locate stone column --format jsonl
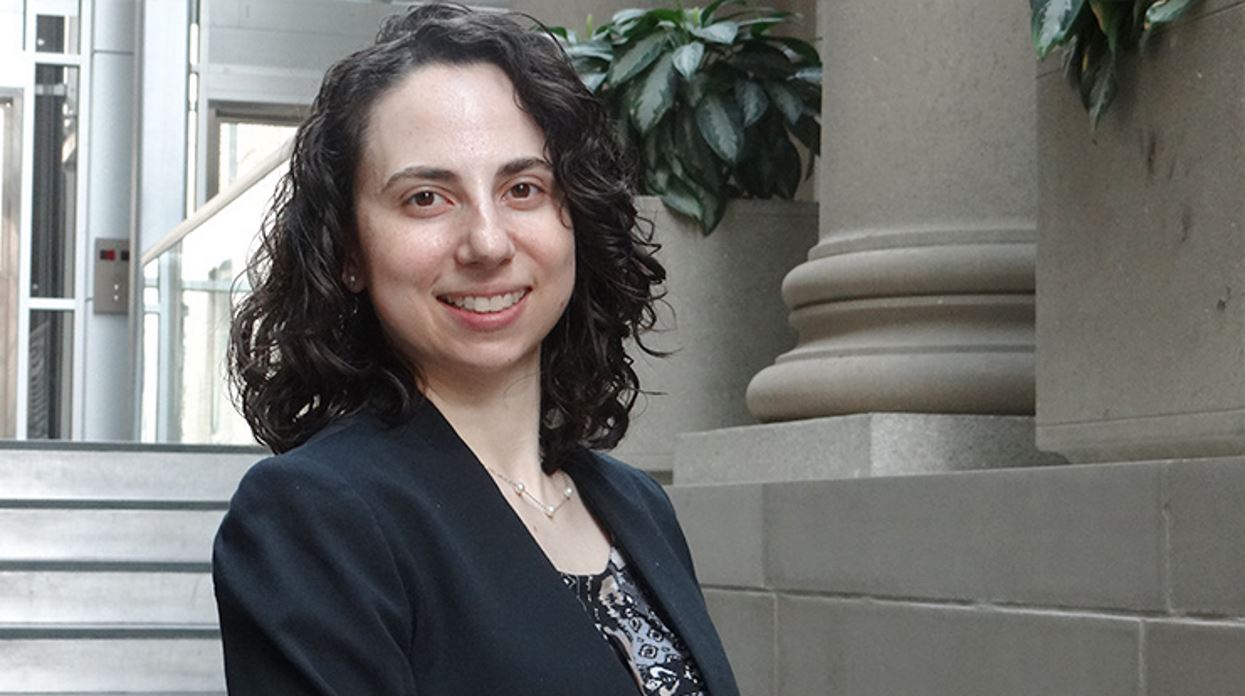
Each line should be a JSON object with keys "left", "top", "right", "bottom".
{"left": 746, "top": 0, "right": 1038, "bottom": 422}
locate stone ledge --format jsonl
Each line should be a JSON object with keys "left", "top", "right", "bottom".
{"left": 764, "top": 462, "right": 1168, "bottom": 611}
{"left": 1167, "top": 457, "right": 1245, "bottom": 615}
{"left": 776, "top": 597, "right": 1139, "bottom": 696}
{"left": 703, "top": 590, "right": 775, "bottom": 696}
{"left": 1144, "top": 620, "right": 1245, "bottom": 696}
{"left": 674, "top": 456, "right": 1245, "bottom": 615}
{"left": 674, "top": 413, "right": 1064, "bottom": 485}
{"left": 668, "top": 485, "right": 764, "bottom": 589}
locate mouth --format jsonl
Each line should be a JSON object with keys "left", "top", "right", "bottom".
{"left": 438, "top": 289, "right": 529, "bottom": 314}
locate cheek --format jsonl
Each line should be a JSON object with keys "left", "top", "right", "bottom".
{"left": 363, "top": 232, "right": 450, "bottom": 289}
{"left": 556, "top": 232, "right": 576, "bottom": 294}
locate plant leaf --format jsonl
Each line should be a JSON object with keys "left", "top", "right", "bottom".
{"left": 701, "top": 0, "right": 745, "bottom": 22}
{"left": 672, "top": 41, "right": 706, "bottom": 79}
{"left": 1061, "top": 30, "right": 1084, "bottom": 88}
{"left": 658, "top": 119, "right": 685, "bottom": 180}
{"left": 646, "top": 8, "right": 686, "bottom": 25}
{"left": 676, "top": 107, "right": 723, "bottom": 190}
{"left": 683, "top": 72, "right": 711, "bottom": 107}
{"left": 661, "top": 176, "right": 704, "bottom": 223}
{"left": 730, "top": 42, "right": 793, "bottom": 78}
{"left": 746, "top": 128, "right": 779, "bottom": 197}
{"left": 610, "top": 8, "right": 648, "bottom": 27}
{"left": 676, "top": 172, "right": 724, "bottom": 234}
{"left": 608, "top": 33, "right": 667, "bottom": 85}
{"left": 632, "top": 53, "right": 677, "bottom": 133}
{"left": 734, "top": 80, "right": 769, "bottom": 127}
{"left": 649, "top": 164, "right": 672, "bottom": 194}
{"left": 793, "top": 65, "right": 822, "bottom": 84}
{"left": 698, "top": 187, "right": 727, "bottom": 234}
{"left": 1077, "top": 30, "right": 1108, "bottom": 110}
{"left": 1088, "top": 50, "right": 1117, "bottom": 129}
{"left": 773, "top": 136, "right": 801, "bottom": 199}
{"left": 764, "top": 81, "right": 804, "bottom": 124}
{"left": 691, "top": 21, "right": 739, "bottom": 45}
{"left": 564, "top": 41, "right": 614, "bottom": 62}
{"left": 735, "top": 16, "right": 784, "bottom": 35}
{"left": 791, "top": 114, "right": 820, "bottom": 177}
{"left": 1089, "top": 0, "right": 1125, "bottom": 53}
{"left": 1145, "top": 0, "right": 1199, "bottom": 26}
{"left": 1031, "top": 0, "right": 1088, "bottom": 59}
{"left": 695, "top": 92, "right": 745, "bottom": 163}
{"left": 581, "top": 72, "right": 607, "bottom": 92}
{"left": 769, "top": 36, "right": 820, "bottom": 64}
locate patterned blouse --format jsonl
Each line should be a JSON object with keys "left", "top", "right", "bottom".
{"left": 560, "top": 547, "right": 708, "bottom": 696}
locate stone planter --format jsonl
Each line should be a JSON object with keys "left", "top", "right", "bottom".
{"left": 746, "top": 0, "right": 1038, "bottom": 423}
{"left": 1035, "top": 4, "right": 1245, "bottom": 463}
{"left": 612, "top": 197, "right": 817, "bottom": 474}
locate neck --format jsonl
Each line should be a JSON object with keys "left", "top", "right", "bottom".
{"left": 421, "top": 361, "right": 544, "bottom": 482}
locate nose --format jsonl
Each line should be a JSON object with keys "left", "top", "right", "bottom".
{"left": 455, "top": 200, "right": 516, "bottom": 268}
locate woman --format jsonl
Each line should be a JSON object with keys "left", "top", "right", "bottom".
{"left": 212, "top": 4, "right": 739, "bottom": 695}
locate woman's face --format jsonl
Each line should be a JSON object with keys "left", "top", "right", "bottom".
{"left": 350, "top": 62, "right": 576, "bottom": 390}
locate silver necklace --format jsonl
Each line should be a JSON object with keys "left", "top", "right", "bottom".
{"left": 484, "top": 465, "right": 575, "bottom": 518}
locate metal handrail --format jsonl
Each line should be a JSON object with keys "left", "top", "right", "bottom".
{"left": 140, "top": 137, "right": 293, "bottom": 267}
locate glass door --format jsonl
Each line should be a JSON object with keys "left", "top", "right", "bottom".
{"left": 0, "top": 94, "right": 20, "bottom": 438}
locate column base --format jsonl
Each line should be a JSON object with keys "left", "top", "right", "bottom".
{"left": 673, "top": 413, "right": 1065, "bottom": 484}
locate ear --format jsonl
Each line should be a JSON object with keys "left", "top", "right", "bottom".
{"left": 342, "top": 258, "right": 365, "bottom": 293}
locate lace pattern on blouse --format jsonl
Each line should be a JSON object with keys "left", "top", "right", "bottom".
{"left": 560, "top": 547, "right": 707, "bottom": 696}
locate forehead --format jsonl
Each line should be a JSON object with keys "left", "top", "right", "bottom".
{"left": 357, "top": 62, "right": 548, "bottom": 187}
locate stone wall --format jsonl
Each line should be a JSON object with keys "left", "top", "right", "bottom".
{"left": 1035, "top": 0, "right": 1245, "bottom": 463}
{"left": 670, "top": 458, "right": 1245, "bottom": 695}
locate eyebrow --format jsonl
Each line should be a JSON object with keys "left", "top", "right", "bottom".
{"left": 380, "top": 157, "right": 553, "bottom": 194}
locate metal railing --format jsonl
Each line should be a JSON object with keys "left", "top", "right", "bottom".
{"left": 139, "top": 140, "right": 291, "bottom": 444}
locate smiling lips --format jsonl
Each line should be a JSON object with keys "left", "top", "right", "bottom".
{"left": 439, "top": 289, "right": 529, "bottom": 314}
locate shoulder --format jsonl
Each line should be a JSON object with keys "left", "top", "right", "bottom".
{"left": 222, "top": 413, "right": 421, "bottom": 537}
{"left": 580, "top": 450, "right": 666, "bottom": 498}
{"left": 575, "top": 448, "right": 701, "bottom": 581}
{"left": 231, "top": 411, "right": 436, "bottom": 500}
{"left": 576, "top": 449, "right": 682, "bottom": 530}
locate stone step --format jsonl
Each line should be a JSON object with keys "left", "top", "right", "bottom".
{"left": 0, "top": 627, "right": 224, "bottom": 693}
{"left": 0, "top": 570, "right": 217, "bottom": 625}
{"left": 0, "top": 443, "right": 259, "bottom": 503}
{"left": 0, "top": 508, "right": 225, "bottom": 565}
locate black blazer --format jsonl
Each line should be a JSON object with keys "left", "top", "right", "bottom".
{"left": 212, "top": 402, "right": 739, "bottom": 695}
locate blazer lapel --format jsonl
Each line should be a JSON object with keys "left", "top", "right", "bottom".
{"left": 401, "top": 405, "right": 644, "bottom": 695}
{"left": 566, "top": 450, "right": 740, "bottom": 696}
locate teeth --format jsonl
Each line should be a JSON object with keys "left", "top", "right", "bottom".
{"left": 445, "top": 290, "right": 526, "bottom": 314}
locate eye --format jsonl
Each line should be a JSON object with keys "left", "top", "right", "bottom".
{"left": 510, "top": 182, "right": 540, "bottom": 199}
{"left": 408, "top": 191, "right": 440, "bottom": 207}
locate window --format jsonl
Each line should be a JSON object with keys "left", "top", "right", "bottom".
{"left": 205, "top": 103, "right": 300, "bottom": 199}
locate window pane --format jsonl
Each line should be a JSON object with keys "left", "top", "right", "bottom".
{"left": 0, "top": 97, "right": 18, "bottom": 438}
{"left": 34, "top": 2, "right": 81, "bottom": 54}
{"left": 27, "top": 309, "right": 73, "bottom": 439}
{"left": 140, "top": 259, "right": 160, "bottom": 442}
{"left": 31, "top": 64, "right": 79, "bottom": 298}
{"left": 216, "top": 120, "right": 296, "bottom": 193}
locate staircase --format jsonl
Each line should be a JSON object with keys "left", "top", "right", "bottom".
{"left": 0, "top": 442, "right": 259, "bottom": 694}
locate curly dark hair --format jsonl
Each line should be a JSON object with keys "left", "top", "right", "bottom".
{"left": 229, "top": 3, "right": 666, "bottom": 461}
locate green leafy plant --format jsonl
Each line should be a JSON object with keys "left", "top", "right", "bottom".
{"left": 551, "top": 0, "right": 821, "bottom": 234}
{"left": 1030, "top": 0, "right": 1203, "bottom": 128}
